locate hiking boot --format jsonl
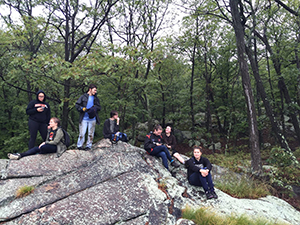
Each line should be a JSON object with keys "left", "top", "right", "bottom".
{"left": 205, "top": 191, "right": 214, "bottom": 200}
{"left": 7, "top": 153, "right": 21, "bottom": 160}
{"left": 171, "top": 160, "right": 180, "bottom": 168}
{"left": 84, "top": 146, "right": 91, "bottom": 151}
{"left": 211, "top": 190, "right": 218, "bottom": 199}
{"left": 77, "top": 146, "right": 84, "bottom": 150}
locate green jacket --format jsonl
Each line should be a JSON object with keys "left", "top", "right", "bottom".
{"left": 45, "top": 128, "right": 67, "bottom": 157}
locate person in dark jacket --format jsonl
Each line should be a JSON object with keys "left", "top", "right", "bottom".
{"left": 186, "top": 146, "right": 218, "bottom": 199}
{"left": 103, "top": 110, "right": 128, "bottom": 142}
{"left": 26, "top": 90, "right": 51, "bottom": 149}
{"left": 8, "top": 117, "right": 67, "bottom": 159}
{"left": 162, "top": 126, "right": 185, "bottom": 164}
{"left": 75, "top": 84, "right": 101, "bottom": 150}
{"left": 144, "top": 124, "right": 180, "bottom": 170}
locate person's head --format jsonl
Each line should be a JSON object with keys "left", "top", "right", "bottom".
{"left": 165, "top": 126, "right": 172, "bottom": 134}
{"left": 193, "top": 146, "right": 203, "bottom": 160}
{"left": 110, "top": 110, "right": 118, "bottom": 119}
{"left": 88, "top": 84, "right": 97, "bottom": 96}
{"left": 36, "top": 90, "right": 46, "bottom": 102}
{"left": 153, "top": 124, "right": 163, "bottom": 135}
{"left": 49, "top": 117, "right": 60, "bottom": 128}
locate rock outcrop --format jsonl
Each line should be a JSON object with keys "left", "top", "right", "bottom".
{"left": 0, "top": 140, "right": 300, "bottom": 224}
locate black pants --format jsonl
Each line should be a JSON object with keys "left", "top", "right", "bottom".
{"left": 28, "top": 119, "right": 48, "bottom": 149}
{"left": 21, "top": 144, "right": 57, "bottom": 158}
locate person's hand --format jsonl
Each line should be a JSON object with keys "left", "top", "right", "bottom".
{"left": 39, "top": 142, "right": 45, "bottom": 148}
{"left": 82, "top": 107, "right": 87, "bottom": 112}
{"left": 37, "top": 107, "right": 44, "bottom": 112}
{"left": 200, "top": 169, "right": 209, "bottom": 177}
{"left": 156, "top": 143, "right": 162, "bottom": 146}
{"left": 166, "top": 145, "right": 171, "bottom": 149}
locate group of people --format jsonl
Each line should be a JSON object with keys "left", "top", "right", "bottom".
{"left": 144, "top": 124, "right": 218, "bottom": 199}
{"left": 7, "top": 84, "right": 217, "bottom": 200}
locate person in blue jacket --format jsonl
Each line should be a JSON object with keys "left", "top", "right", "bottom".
{"left": 26, "top": 90, "right": 51, "bottom": 149}
{"left": 75, "top": 84, "right": 101, "bottom": 150}
{"left": 186, "top": 146, "right": 218, "bottom": 199}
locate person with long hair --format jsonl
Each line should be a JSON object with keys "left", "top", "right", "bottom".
{"left": 7, "top": 117, "right": 67, "bottom": 159}
{"left": 186, "top": 146, "right": 218, "bottom": 199}
{"left": 162, "top": 125, "right": 185, "bottom": 164}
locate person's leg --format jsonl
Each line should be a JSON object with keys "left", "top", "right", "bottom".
{"left": 198, "top": 173, "right": 210, "bottom": 192}
{"left": 161, "top": 146, "right": 173, "bottom": 162}
{"left": 28, "top": 119, "right": 39, "bottom": 149}
{"left": 86, "top": 120, "right": 96, "bottom": 148}
{"left": 20, "top": 146, "right": 41, "bottom": 158}
{"left": 156, "top": 151, "right": 169, "bottom": 169}
{"left": 39, "top": 144, "right": 57, "bottom": 154}
{"left": 39, "top": 122, "right": 48, "bottom": 141}
{"left": 77, "top": 120, "right": 88, "bottom": 148}
{"left": 205, "top": 172, "right": 215, "bottom": 191}
{"left": 188, "top": 172, "right": 203, "bottom": 187}
{"left": 173, "top": 152, "right": 185, "bottom": 164}
{"left": 150, "top": 146, "right": 169, "bottom": 169}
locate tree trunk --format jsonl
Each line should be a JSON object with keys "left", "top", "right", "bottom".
{"left": 230, "top": 0, "right": 262, "bottom": 173}
{"left": 245, "top": 45, "right": 292, "bottom": 152}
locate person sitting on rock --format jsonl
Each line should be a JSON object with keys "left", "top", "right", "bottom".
{"left": 103, "top": 110, "right": 128, "bottom": 143}
{"left": 186, "top": 146, "right": 218, "bottom": 200}
{"left": 144, "top": 124, "right": 180, "bottom": 170}
{"left": 7, "top": 117, "right": 67, "bottom": 160}
{"left": 162, "top": 125, "right": 185, "bottom": 164}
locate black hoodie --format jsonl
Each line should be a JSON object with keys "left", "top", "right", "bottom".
{"left": 26, "top": 90, "right": 51, "bottom": 124}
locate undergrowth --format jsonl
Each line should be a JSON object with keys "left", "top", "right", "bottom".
{"left": 182, "top": 206, "right": 289, "bottom": 225}
{"left": 15, "top": 185, "right": 35, "bottom": 198}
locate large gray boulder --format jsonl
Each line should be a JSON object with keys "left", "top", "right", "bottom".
{"left": 0, "top": 140, "right": 299, "bottom": 225}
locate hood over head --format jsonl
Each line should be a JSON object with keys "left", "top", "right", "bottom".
{"left": 36, "top": 90, "right": 46, "bottom": 102}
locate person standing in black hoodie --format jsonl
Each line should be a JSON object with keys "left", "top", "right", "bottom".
{"left": 26, "top": 90, "right": 51, "bottom": 149}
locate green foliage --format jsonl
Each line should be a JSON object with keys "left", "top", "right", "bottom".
{"left": 182, "top": 206, "right": 287, "bottom": 225}
{"left": 266, "top": 147, "right": 294, "bottom": 167}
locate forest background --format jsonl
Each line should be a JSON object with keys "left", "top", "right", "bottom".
{"left": 0, "top": 0, "right": 300, "bottom": 176}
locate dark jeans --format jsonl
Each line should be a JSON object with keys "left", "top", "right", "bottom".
{"left": 188, "top": 172, "right": 214, "bottom": 192}
{"left": 21, "top": 144, "right": 57, "bottom": 158}
{"left": 150, "top": 145, "right": 173, "bottom": 169}
{"left": 28, "top": 119, "right": 48, "bottom": 149}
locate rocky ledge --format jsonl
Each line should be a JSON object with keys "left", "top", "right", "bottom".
{"left": 0, "top": 140, "right": 299, "bottom": 224}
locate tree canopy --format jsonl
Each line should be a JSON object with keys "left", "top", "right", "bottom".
{"left": 1, "top": 0, "right": 300, "bottom": 172}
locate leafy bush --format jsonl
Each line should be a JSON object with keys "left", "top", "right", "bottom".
{"left": 266, "top": 147, "right": 293, "bottom": 167}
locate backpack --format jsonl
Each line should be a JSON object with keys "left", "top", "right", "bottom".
{"left": 111, "top": 133, "right": 120, "bottom": 144}
{"left": 111, "top": 132, "right": 128, "bottom": 144}
{"left": 60, "top": 128, "right": 71, "bottom": 147}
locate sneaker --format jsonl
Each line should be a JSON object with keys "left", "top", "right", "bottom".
{"left": 77, "top": 146, "right": 84, "bottom": 150}
{"left": 205, "top": 191, "right": 214, "bottom": 200}
{"left": 211, "top": 190, "right": 218, "bottom": 199}
{"left": 7, "top": 153, "right": 21, "bottom": 160}
{"left": 170, "top": 160, "right": 180, "bottom": 168}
